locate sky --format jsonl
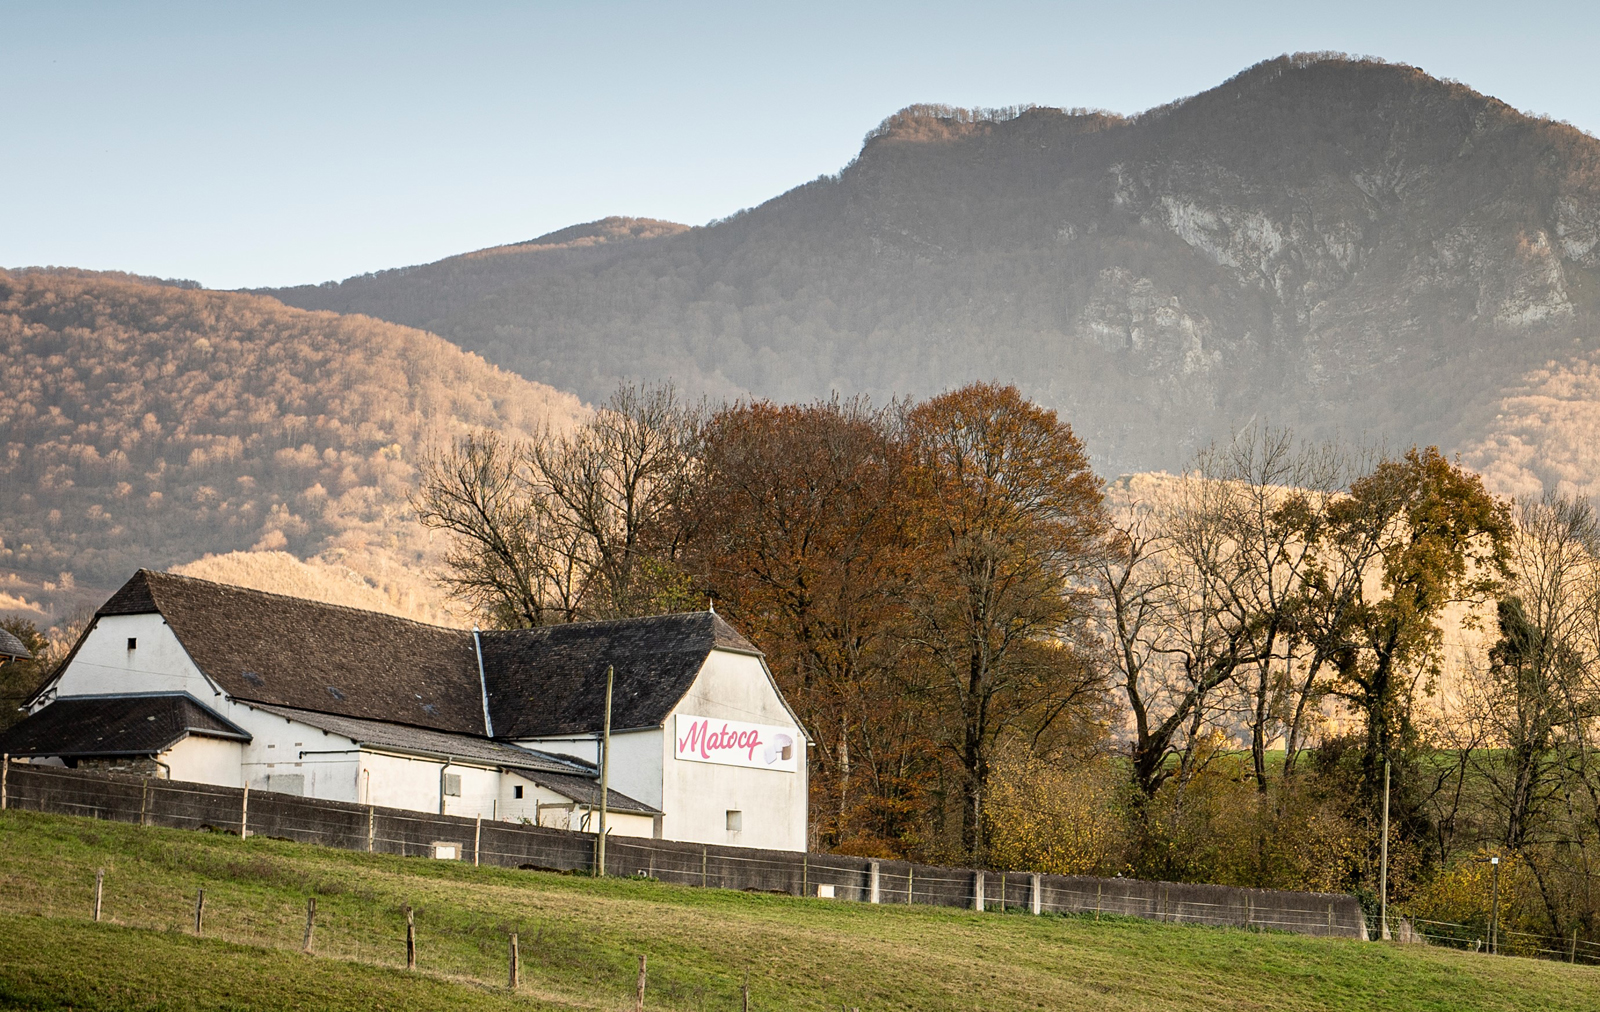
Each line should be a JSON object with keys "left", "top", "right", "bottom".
{"left": 3, "top": 1, "right": 1598, "bottom": 290}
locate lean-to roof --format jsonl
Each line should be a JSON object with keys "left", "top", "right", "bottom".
{"left": 0, "top": 693, "right": 249, "bottom": 758}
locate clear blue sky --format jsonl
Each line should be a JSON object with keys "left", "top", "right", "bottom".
{"left": 3, "top": 1, "right": 1596, "bottom": 290}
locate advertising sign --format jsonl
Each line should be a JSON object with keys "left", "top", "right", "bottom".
{"left": 674, "top": 714, "right": 799, "bottom": 773}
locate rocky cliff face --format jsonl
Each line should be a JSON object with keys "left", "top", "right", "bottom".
{"left": 262, "top": 55, "right": 1600, "bottom": 484}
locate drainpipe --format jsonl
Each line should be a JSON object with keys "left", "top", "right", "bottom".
{"left": 439, "top": 756, "right": 453, "bottom": 815}
{"left": 473, "top": 627, "right": 493, "bottom": 738}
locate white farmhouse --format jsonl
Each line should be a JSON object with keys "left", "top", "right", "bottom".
{"left": 2, "top": 570, "right": 810, "bottom": 852}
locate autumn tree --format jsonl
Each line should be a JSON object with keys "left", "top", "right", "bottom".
{"left": 901, "top": 383, "right": 1106, "bottom": 862}
{"left": 1322, "top": 447, "right": 1511, "bottom": 805}
{"left": 675, "top": 398, "right": 924, "bottom": 853}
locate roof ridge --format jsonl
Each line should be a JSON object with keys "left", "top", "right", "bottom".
{"left": 483, "top": 610, "right": 717, "bottom": 634}
{"left": 133, "top": 569, "right": 474, "bottom": 635}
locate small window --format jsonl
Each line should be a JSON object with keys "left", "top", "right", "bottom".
{"left": 443, "top": 773, "right": 462, "bottom": 797}
{"left": 726, "top": 810, "right": 742, "bottom": 832}
{"left": 127, "top": 637, "right": 137, "bottom": 650}
{"left": 513, "top": 785, "right": 524, "bottom": 799}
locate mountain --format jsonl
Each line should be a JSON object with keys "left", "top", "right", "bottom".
{"left": 0, "top": 268, "right": 584, "bottom": 625}
{"left": 261, "top": 54, "right": 1600, "bottom": 487}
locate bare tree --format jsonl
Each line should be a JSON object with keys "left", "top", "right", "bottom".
{"left": 533, "top": 384, "right": 698, "bottom": 619}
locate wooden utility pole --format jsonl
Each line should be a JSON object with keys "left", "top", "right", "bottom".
{"left": 597, "top": 665, "right": 614, "bottom": 877}
{"left": 1379, "top": 758, "right": 1391, "bottom": 941}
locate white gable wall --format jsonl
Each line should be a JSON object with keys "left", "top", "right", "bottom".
{"left": 41, "top": 614, "right": 220, "bottom": 706}
{"left": 661, "top": 650, "right": 808, "bottom": 852}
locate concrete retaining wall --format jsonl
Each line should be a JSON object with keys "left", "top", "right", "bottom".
{"left": 0, "top": 761, "right": 1366, "bottom": 938}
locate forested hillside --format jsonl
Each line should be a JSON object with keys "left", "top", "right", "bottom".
{"left": 0, "top": 268, "right": 583, "bottom": 622}
{"left": 264, "top": 54, "right": 1600, "bottom": 485}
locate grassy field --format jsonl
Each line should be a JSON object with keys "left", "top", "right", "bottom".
{"left": 0, "top": 810, "right": 1596, "bottom": 1011}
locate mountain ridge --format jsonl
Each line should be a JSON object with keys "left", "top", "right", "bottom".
{"left": 257, "top": 54, "right": 1600, "bottom": 485}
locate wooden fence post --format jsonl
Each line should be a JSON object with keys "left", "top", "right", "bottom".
{"left": 93, "top": 868, "right": 104, "bottom": 922}
{"left": 302, "top": 897, "right": 316, "bottom": 953}
{"left": 635, "top": 953, "right": 647, "bottom": 1011}
{"left": 474, "top": 815, "right": 482, "bottom": 867}
{"left": 140, "top": 778, "right": 149, "bottom": 827}
{"left": 742, "top": 967, "right": 750, "bottom": 1012}
{"left": 405, "top": 905, "right": 416, "bottom": 970}
{"left": 508, "top": 931, "right": 519, "bottom": 990}
{"left": 1572, "top": 928, "right": 1580, "bottom": 964}
{"left": 239, "top": 784, "right": 249, "bottom": 839}
{"left": 2, "top": 752, "right": 8, "bottom": 810}
{"left": 702, "top": 846, "right": 708, "bottom": 888}
{"left": 366, "top": 805, "right": 374, "bottom": 853}
{"left": 869, "top": 861, "right": 880, "bottom": 904}
{"left": 193, "top": 888, "right": 205, "bottom": 935}
{"left": 1031, "top": 873, "right": 1042, "bottom": 915}
{"left": 973, "top": 871, "right": 985, "bottom": 912}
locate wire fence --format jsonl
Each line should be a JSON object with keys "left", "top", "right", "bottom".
{"left": 1383, "top": 914, "right": 1600, "bottom": 966}
{"left": 1, "top": 760, "right": 1370, "bottom": 942}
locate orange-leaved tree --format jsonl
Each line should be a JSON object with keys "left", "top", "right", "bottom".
{"left": 675, "top": 398, "right": 930, "bottom": 854}
{"left": 901, "top": 383, "right": 1107, "bottom": 863}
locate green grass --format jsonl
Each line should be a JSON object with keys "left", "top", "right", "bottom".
{"left": 1, "top": 810, "right": 1597, "bottom": 1011}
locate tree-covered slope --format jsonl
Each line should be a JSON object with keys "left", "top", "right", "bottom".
{"left": 262, "top": 55, "right": 1600, "bottom": 481}
{"left": 0, "top": 268, "right": 583, "bottom": 613}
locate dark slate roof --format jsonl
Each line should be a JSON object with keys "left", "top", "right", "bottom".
{"left": 0, "top": 693, "right": 249, "bottom": 758}
{"left": 99, "top": 570, "right": 485, "bottom": 735}
{"left": 504, "top": 767, "right": 660, "bottom": 816}
{"left": 481, "top": 611, "right": 761, "bottom": 738}
{"left": 83, "top": 570, "right": 771, "bottom": 742}
{"left": 0, "top": 627, "right": 31, "bottom": 661}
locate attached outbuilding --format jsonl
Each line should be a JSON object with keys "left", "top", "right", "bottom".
{"left": 3, "top": 570, "right": 809, "bottom": 851}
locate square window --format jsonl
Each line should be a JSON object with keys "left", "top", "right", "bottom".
{"left": 726, "top": 810, "right": 742, "bottom": 832}
{"left": 443, "top": 773, "right": 462, "bottom": 797}
{"left": 513, "top": 785, "right": 524, "bottom": 799}
{"left": 126, "top": 637, "right": 137, "bottom": 650}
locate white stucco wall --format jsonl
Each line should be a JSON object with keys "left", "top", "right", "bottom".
{"left": 517, "top": 729, "right": 664, "bottom": 810}
{"left": 236, "top": 708, "right": 360, "bottom": 800}
{"left": 42, "top": 614, "right": 220, "bottom": 706}
{"left": 662, "top": 650, "right": 808, "bottom": 851}
{"left": 161, "top": 734, "right": 244, "bottom": 786}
